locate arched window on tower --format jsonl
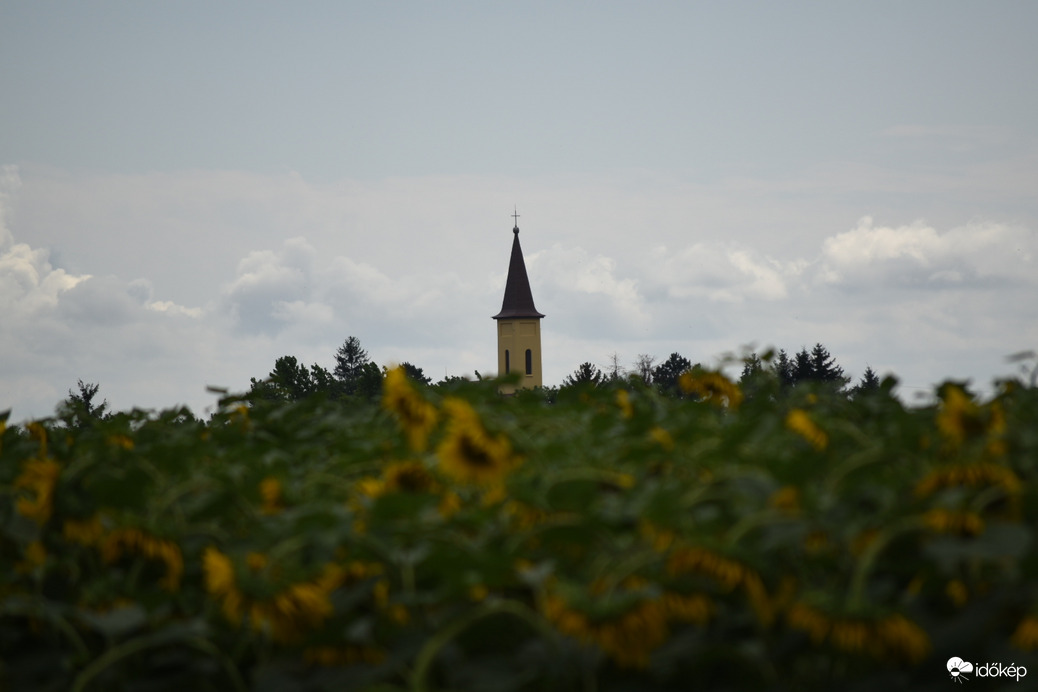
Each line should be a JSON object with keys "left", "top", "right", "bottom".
{"left": 525, "top": 349, "right": 532, "bottom": 375}
{"left": 505, "top": 350, "right": 510, "bottom": 374}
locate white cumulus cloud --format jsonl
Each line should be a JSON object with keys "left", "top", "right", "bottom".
{"left": 646, "top": 243, "right": 797, "bottom": 303}
{"left": 819, "top": 217, "right": 1035, "bottom": 290}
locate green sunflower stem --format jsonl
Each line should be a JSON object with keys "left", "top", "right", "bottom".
{"left": 72, "top": 633, "right": 245, "bottom": 692}
{"left": 726, "top": 510, "right": 798, "bottom": 546}
{"left": 410, "top": 599, "right": 557, "bottom": 692}
{"left": 848, "top": 517, "right": 926, "bottom": 610}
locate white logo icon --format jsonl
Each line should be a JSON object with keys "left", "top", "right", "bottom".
{"left": 948, "top": 657, "right": 973, "bottom": 683}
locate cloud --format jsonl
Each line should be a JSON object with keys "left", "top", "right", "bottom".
{"left": 818, "top": 217, "right": 1035, "bottom": 290}
{"left": 0, "top": 173, "right": 225, "bottom": 419}
{"left": 0, "top": 240, "right": 88, "bottom": 315}
{"left": 222, "top": 237, "right": 316, "bottom": 334}
{"left": 530, "top": 244, "right": 649, "bottom": 338}
{"left": 56, "top": 275, "right": 146, "bottom": 326}
{"left": 645, "top": 243, "right": 798, "bottom": 303}
{"left": 218, "top": 234, "right": 478, "bottom": 347}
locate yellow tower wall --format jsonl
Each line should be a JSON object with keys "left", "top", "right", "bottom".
{"left": 497, "top": 318, "right": 542, "bottom": 393}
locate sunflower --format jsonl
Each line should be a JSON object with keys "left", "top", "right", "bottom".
{"left": 785, "top": 409, "right": 828, "bottom": 451}
{"left": 616, "top": 389, "right": 634, "bottom": 419}
{"left": 769, "top": 485, "right": 801, "bottom": 514}
{"left": 259, "top": 476, "right": 284, "bottom": 515}
{"left": 678, "top": 370, "right": 743, "bottom": 410}
{"left": 436, "top": 398, "right": 519, "bottom": 485}
{"left": 661, "top": 591, "right": 714, "bottom": 624}
{"left": 935, "top": 385, "right": 986, "bottom": 446}
{"left": 14, "top": 457, "right": 61, "bottom": 525}
{"left": 63, "top": 514, "right": 104, "bottom": 546}
{"left": 1011, "top": 615, "right": 1038, "bottom": 651}
{"left": 542, "top": 585, "right": 669, "bottom": 669}
{"left": 786, "top": 602, "right": 930, "bottom": 663}
{"left": 914, "top": 463, "right": 1022, "bottom": 499}
{"left": 202, "top": 546, "right": 352, "bottom": 643}
{"left": 383, "top": 366, "right": 438, "bottom": 451}
{"left": 921, "top": 508, "right": 985, "bottom": 536}
{"left": 649, "top": 426, "right": 674, "bottom": 450}
{"left": 102, "top": 528, "right": 184, "bottom": 592}
{"left": 383, "top": 460, "right": 438, "bottom": 493}
{"left": 666, "top": 545, "right": 772, "bottom": 625}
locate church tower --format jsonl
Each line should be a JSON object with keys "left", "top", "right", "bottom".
{"left": 493, "top": 213, "right": 544, "bottom": 393}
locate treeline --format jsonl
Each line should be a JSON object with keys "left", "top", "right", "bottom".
{"left": 54, "top": 338, "right": 883, "bottom": 427}
{"left": 246, "top": 337, "right": 884, "bottom": 406}
{"left": 245, "top": 336, "right": 413, "bottom": 403}
{"left": 559, "top": 343, "right": 881, "bottom": 400}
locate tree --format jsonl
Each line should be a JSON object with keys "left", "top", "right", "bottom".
{"left": 741, "top": 353, "right": 764, "bottom": 381}
{"left": 850, "top": 366, "right": 881, "bottom": 397}
{"left": 563, "top": 362, "right": 603, "bottom": 388}
{"left": 772, "top": 349, "right": 795, "bottom": 388}
{"left": 334, "top": 336, "right": 371, "bottom": 396}
{"left": 793, "top": 348, "right": 814, "bottom": 384}
{"left": 809, "top": 343, "right": 847, "bottom": 386}
{"left": 774, "top": 344, "right": 846, "bottom": 389}
{"left": 309, "top": 363, "right": 339, "bottom": 397}
{"left": 739, "top": 353, "right": 773, "bottom": 401}
{"left": 271, "top": 356, "right": 315, "bottom": 400}
{"left": 249, "top": 357, "right": 340, "bottom": 402}
{"left": 59, "top": 380, "right": 109, "bottom": 428}
{"left": 399, "top": 362, "right": 432, "bottom": 386}
{"left": 653, "top": 352, "right": 693, "bottom": 397}
{"left": 355, "top": 362, "right": 384, "bottom": 401}
{"left": 632, "top": 354, "right": 656, "bottom": 385}
{"left": 602, "top": 352, "right": 626, "bottom": 383}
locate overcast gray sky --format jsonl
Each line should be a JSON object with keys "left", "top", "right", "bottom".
{"left": 2, "top": 2, "right": 1037, "bottom": 420}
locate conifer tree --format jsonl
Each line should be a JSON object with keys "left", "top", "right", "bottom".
{"left": 809, "top": 343, "right": 846, "bottom": 385}
{"left": 563, "top": 362, "right": 603, "bottom": 387}
{"left": 773, "top": 349, "right": 795, "bottom": 387}
{"left": 334, "top": 336, "right": 371, "bottom": 396}
{"left": 653, "top": 353, "right": 694, "bottom": 397}
{"left": 851, "top": 366, "right": 881, "bottom": 397}
{"left": 794, "top": 348, "right": 814, "bottom": 383}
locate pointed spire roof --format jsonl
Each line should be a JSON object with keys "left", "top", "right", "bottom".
{"left": 493, "top": 224, "right": 545, "bottom": 320}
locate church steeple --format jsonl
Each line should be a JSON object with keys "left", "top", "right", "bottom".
{"left": 493, "top": 212, "right": 544, "bottom": 392}
{"left": 492, "top": 223, "right": 545, "bottom": 320}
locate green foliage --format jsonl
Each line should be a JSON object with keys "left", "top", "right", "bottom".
{"left": 745, "top": 344, "right": 848, "bottom": 395}
{"left": 3, "top": 373, "right": 1038, "bottom": 690}
{"left": 58, "top": 380, "right": 110, "bottom": 429}
{"left": 399, "top": 362, "right": 432, "bottom": 387}
{"left": 562, "top": 362, "right": 603, "bottom": 388}
{"left": 652, "top": 352, "right": 694, "bottom": 397}
{"left": 249, "top": 356, "right": 340, "bottom": 402}
{"left": 852, "top": 366, "right": 882, "bottom": 398}
{"left": 334, "top": 336, "right": 371, "bottom": 395}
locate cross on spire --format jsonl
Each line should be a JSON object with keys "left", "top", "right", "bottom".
{"left": 512, "top": 207, "right": 520, "bottom": 230}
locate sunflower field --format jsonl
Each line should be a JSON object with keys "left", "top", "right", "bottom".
{"left": 3, "top": 366, "right": 1038, "bottom": 691}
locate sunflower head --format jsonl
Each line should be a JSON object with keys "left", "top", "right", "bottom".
{"left": 383, "top": 366, "right": 438, "bottom": 452}
{"left": 437, "top": 398, "right": 520, "bottom": 486}
{"left": 384, "top": 461, "right": 438, "bottom": 493}
{"left": 678, "top": 370, "right": 743, "bottom": 410}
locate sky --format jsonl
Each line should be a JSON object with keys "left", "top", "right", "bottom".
{"left": 2, "top": 2, "right": 1037, "bottom": 420}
